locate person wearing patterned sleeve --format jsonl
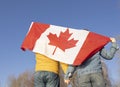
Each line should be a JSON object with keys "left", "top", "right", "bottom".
{"left": 64, "top": 37, "right": 119, "bottom": 87}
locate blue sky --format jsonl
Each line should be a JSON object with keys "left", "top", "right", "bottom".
{"left": 0, "top": 0, "right": 120, "bottom": 86}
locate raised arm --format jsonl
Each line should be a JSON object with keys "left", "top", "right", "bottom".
{"left": 100, "top": 37, "right": 119, "bottom": 60}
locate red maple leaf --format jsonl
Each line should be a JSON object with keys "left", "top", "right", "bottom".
{"left": 47, "top": 29, "right": 78, "bottom": 55}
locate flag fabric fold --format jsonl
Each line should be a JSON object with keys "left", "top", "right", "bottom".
{"left": 21, "top": 22, "right": 110, "bottom": 65}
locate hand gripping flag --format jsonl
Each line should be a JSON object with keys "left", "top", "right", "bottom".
{"left": 21, "top": 22, "right": 111, "bottom": 65}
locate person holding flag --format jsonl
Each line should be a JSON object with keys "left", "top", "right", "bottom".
{"left": 34, "top": 53, "right": 68, "bottom": 87}
{"left": 21, "top": 22, "right": 119, "bottom": 87}
{"left": 64, "top": 37, "right": 119, "bottom": 87}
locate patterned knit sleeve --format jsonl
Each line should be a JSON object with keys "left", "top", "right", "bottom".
{"left": 100, "top": 42, "right": 119, "bottom": 60}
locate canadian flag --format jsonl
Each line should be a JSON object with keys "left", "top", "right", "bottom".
{"left": 21, "top": 22, "right": 110, "bottom": 65}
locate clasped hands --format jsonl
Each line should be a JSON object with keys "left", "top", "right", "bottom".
{"left": 64, "top": 79, "right": 71, "bottom": 85}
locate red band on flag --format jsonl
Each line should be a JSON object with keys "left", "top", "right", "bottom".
{"left": 73, "top": 32, "right": 110, "bottom": 65}
{"left": 21, "top": 22, "right": 50, "bottom": 51}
